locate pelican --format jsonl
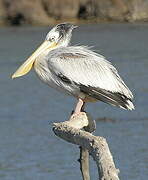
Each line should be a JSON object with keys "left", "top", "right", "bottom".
{"left": 12, "top": 23, "right": 134, "bottom": 115}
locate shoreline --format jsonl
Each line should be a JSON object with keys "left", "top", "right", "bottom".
{"left": 1, "top": 18, "right": 148, "bottom": 28}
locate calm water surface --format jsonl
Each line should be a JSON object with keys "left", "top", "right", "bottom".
{"left": 0, "top": 24, "right": 148, "bottom": 180}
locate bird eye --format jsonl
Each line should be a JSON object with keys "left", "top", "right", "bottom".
{"left": 49, "top": 37, "right": 55, "bottom": 42}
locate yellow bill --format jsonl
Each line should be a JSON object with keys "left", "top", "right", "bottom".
{"left": 12, "top": 41, "right": 57, "bottom": 79}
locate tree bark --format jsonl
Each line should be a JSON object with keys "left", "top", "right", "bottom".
{"left": 79, "top": 146, "right": 90, "bottom": 180}
{"left": 53, "top": 112, "right": 120, "bottom": 180}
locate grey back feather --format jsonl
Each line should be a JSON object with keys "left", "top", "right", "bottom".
{"left": 46, "top": 46, "right": 133, "bottom": 100}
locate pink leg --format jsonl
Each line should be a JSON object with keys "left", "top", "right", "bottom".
{"left": 74, "top": 98, "right": 84, "bottom": 114}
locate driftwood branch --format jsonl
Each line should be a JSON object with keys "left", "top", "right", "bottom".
{"left": 79, "top": 146, "right": 90, "bottom": 180}
{"left": 53, "top": 112, "right": 120, "bottom": 180}
{"left": 78, "top": 113, "right": 95, "bottom": 180}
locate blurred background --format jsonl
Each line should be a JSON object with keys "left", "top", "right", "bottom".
{"left": 0, "top": 0, "right": 148, "bottom": 180}
{"left": 1, "top": 0, "right": 148, "bottom": 25}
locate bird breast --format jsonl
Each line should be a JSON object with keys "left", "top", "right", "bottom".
{"left": 34, "top": 54, "right": 81, "bottom": 97}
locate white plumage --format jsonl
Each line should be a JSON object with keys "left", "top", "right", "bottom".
{"left": 12, "top": 23, "right": 134, "bottom": 113}
{"left": 48, "top": 46, "right": 132, "bottom": 96}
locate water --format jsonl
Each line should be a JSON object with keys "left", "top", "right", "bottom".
{"left": 0, "top": 24, "right": 148, "bottom": 180}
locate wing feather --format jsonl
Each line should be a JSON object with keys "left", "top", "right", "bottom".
{"left": 47, "top": 46, "right": 133, "bottom": 100}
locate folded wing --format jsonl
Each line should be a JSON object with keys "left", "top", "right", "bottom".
{"left": 47, "top": 46, "right": 134, "bottom": 110}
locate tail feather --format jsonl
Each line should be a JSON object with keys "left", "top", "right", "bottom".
{"left": 80, "top": 85, "right": 134, "bottom": 110}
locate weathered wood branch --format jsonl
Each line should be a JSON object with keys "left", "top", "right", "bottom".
{"left": 53, "top": 112, "right": 120, "bottom": 180}
{"left": 79, "top": 146, "right": 90, "bottom": 180}
{"left": 78, "top": 113, "right": 95, "bottom": 180}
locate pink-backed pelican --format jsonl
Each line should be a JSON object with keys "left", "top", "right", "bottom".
{"left": 12, "top": 23, "right": 134, "bottom": 115}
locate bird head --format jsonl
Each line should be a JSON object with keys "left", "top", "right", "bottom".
{"left": 11, "top": 23, "right": 77, "bottom": 79}
{"left": 46, "top": 23, "right": 77, "bottom": 47}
